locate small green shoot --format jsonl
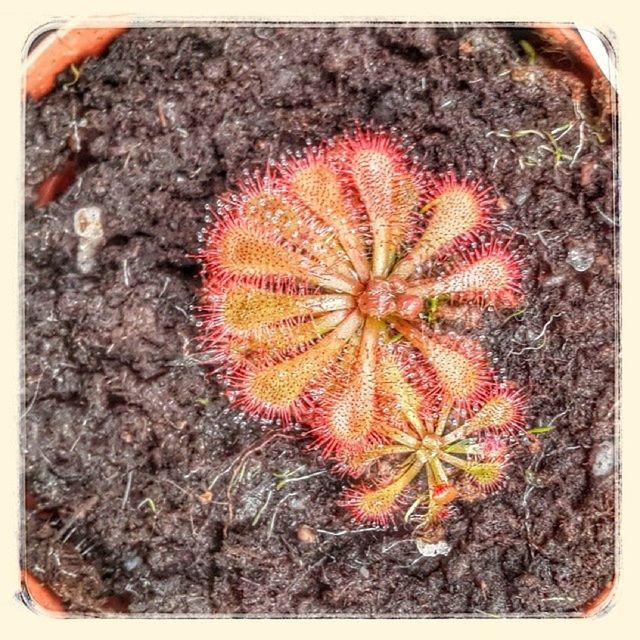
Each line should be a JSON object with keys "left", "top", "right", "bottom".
{"left": 251, "top": 490, "right": 273, "bottom": 526}
{"left": 489, "top": 124, "right": 576, "bottom": 170}
{"left": 511, "top": 129, "right": 546, "bottom": 140}
{"left": 425, "top": 294, "right": 449, "bottom": 324}
{"left": 418, "top": 197, "right": 440, "bottom": 216}
{"left": 229, "top": 459, "right": 250, "bottom": 492}
{"left": 138, "top": 497, "right": 159, "bottom": 515}
{"left": 63, "top": 63, "right": 81, "bottom": 90}
{"left": 503, "top": 308, "right": 526, "bottom": 323}
{"left": 592, "top": 129, "right": 607, "bottom": 144}
{"left": 444, "top": 438, "right": 480, "bottom": 455}
{"left": 519, "top": 39, "right": 537, "bottom": 65}
{"left": 527, "top": 424, "right": 557, "bottom": 435}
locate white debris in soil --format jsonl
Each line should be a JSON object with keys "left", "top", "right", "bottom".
{"left": 514, "top": 325, "right": 543, "bottom": 345}
{"left": 123, "top": 554, "right": 142, "bottom": 573}
{"left": 415, "top": 538, "right": 451, "bottom": 557}
{"left": 541, "top": 273, "right": 567, "bottom": 290}
{"left": 287, "top": 496, "right": 307, "bottom": 511}
{"left": 590, "top": 440, "right": 615, "bottom": 478}
{"left": 566, "top": 246, "right": 594, "bottom": 272}
{"left": 74, "top": 206, "right": 105, "bottom": 274}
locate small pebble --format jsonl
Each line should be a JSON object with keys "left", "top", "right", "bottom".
{"left": 296, "top": 525, "right": 317, "bottom": 544}
{"left": 123, "top": 555, "right": 142, "bottom": 573}
{"left": 288, "top": 497, "right": 306, "bottom": 511}
{"left": 567, "top": 246, "right": 594, "bottom": 272}
{"left": 580, "top": 160, "right": 598, "bottom": 187}
{"left": 88, "top": 134, "right": 109, "bottom": 158}
{"left": 163, "top": 100, "right": 179, "bottom": 126}
{"left": 74, "top": 206, "right": 105, "bottom": 274}
{"left": 415, "top": 538, "right": 451, "bottom": 557}
{"left": 590, "top": 440, "right": 615, "bottom": 478}
{"left": 541, "top": 273, "right": 567, "bottom": 289}
{"left": 496, "top": 196, "right": 509, "bottom": 211}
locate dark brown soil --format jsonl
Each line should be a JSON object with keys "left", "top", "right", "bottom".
{"left": 22, "top": 25, "right": 617, "bottom": 616}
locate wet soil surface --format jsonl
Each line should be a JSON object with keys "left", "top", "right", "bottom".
{"left": 23, "top": 26, "right": 617, "bottom": 616}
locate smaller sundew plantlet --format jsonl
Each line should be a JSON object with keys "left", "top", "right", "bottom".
{"left": 198, "top": 126, "right": 527, "bottom": 534}
{"left": 338, "top": 377, "right": 527, "bottom": 529}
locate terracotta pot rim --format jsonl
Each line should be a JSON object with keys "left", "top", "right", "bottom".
{"left": 25, "top": 24, "right": 128, "bottom": 100}
{"left": 21, "top": 569, "right": 66, "bottom": 616}
{"left": 535, "top": 25, "right": 614, "bottom": 86}
{"left": 25, "top": 24, "right": 611, "bottom": 103}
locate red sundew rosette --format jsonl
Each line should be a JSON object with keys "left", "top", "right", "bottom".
{"left": 197, "top": 127, "right": 527, "bottom": 529}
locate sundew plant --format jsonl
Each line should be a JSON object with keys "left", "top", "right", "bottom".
{"left": 198, "top": 128, "right": 526, "bottom": 532}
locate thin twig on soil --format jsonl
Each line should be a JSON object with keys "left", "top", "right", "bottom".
{"left": 157, "top": 101, "right": 168, "bottom": 128}
{"left": 473, "top": 610, "right": 501, "bottom": 618}
{"left": 159, "top": 276, "right": 170, "bottom": 298}
{"left": 222, "top": 431, "right": 294, "bottom": 537}
{"left": 530, "top": 313, "right": 563, "bottom": 343}
{"left": 173, "top": 305, "right": 190, "bottom": 320}
{"left": 570, "top": 99, "right": 588, "bottom": 164}
{"left": 316, "top": 527, "right": 382, "bottom": 537}
{"left": 252, "top": 489, "right": 273, "bottom": 526}
{"left": 546, "top": 408, "right": 570, "bottom": 426}
{"left": 399, "top": 555, "right": 428, "bottom": 569}
{"left": 239, "top": 576, "right": 261, "bottom": 588}
{"left": 57, "top": 495, "right": 99, "bottom": 542}
{"left": 595, "top": 204, "right": 615, "bottom": 226}
{"left": 70, "top": 416, "right": 89, "bottom": 452}
{"left": 267, "top": 492, "right": 298, "bottom": 538}
{"left": 70, "top": 425, "right": 87, "bottom": 452}
{"left": 123, "top": 143, "right": 141, "bottom": 169}
{"left": 121, "top": 470, "right": 134, "bottom": 510}
{"left": 162, "top": 477, "right": 195, "bottom": 499}
{"left": 274, "top": 469, "right": 327, "bottom": 489}
{"left": 541, "top": 596, "right": 576, "bottom": 603}
{"left": 22, "top": 369, "right": 46, "bottom": 419}
{"left": 508, "top": 313, "right": 563, "bottom": 356}
{"left": 207, "top": 461, "right": 236, "bottom": 492}
{"left": 381, "top": 539, "right": 414, "bottom": 553}
{"left": 508, "top": 337, "right": 548, "bottom": 356}
{"left": 536, "top": 230, "right": 550, "bottom": 248}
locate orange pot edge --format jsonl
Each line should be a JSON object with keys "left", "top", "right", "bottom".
{"left": 535, "top": 26, "right": 605, "bottom": 79}
{"left": 21, "top": 569, "right": 66, "bottom": 614}
{"left": 26, "top": 26, "right": 129, "bottom": 100}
